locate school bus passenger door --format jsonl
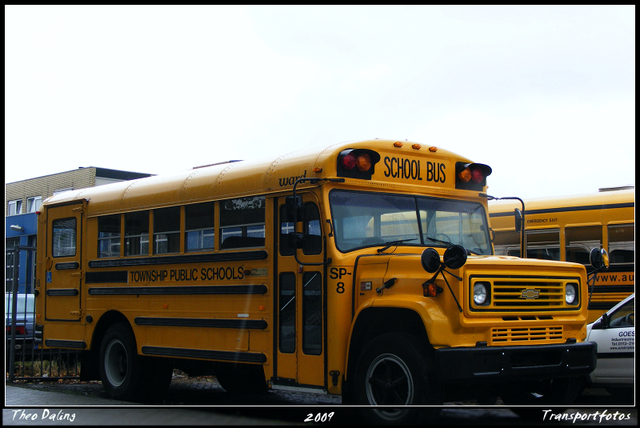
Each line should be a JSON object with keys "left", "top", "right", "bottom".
{"left": 275, "top": 194, "right": 325, "bottom": 389}
{"left": 44, "top": 202, "right": 84, "bottom": 322}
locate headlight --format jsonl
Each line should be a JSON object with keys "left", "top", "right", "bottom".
{"left": 565, "top": 283, "right": 577, "bottom": 305}
{"left": 473, "top": 282, "right": 489, "bottom": 305}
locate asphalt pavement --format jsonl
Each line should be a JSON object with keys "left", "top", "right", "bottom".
{"left": 4, "top": 378, "right": 637, "bottom": 426}
{"left": 4, "top": 379, "right": 309, "bottom": 426}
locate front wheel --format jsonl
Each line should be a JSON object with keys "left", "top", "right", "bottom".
{"left": 352, "top": 333, "right": 438, "bottom": 425}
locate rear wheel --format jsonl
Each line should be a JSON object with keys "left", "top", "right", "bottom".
{"left": 99, "top": 323, "right": 172, "bottom": 402}
{"left": 352, "top": 333, "right": 438, "bottom": 425}
{"left": 99, "top": 323, "right": 144, "bottom": 401}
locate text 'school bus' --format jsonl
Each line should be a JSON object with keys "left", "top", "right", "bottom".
{"left": 36, "top": 139, "right": 596, "bottom": 423}
{"left": 489, "top": 187, "right": 634, "bottom": 324}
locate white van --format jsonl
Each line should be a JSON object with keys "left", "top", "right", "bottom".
{"left": 585, "top": 293, "right": 635, "bottom": 398}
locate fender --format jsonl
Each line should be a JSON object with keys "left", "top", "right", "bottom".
{"left": 344, "top": 295, "right": 452, "bottom": 382}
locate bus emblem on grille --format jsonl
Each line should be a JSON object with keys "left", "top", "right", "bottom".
{"left": 520, "top": 289, "right": 540, "bottom": 299}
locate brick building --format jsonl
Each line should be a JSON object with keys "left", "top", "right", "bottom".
{"left": 6, "top": 167, "right": 152, "bottom": 293}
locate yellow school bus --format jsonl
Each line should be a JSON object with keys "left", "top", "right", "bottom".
{"left": 489, "top": 187, "right": 634, "bottom": 323}
{"left": 35, "top": 139, "right": 596, "bottom": 423}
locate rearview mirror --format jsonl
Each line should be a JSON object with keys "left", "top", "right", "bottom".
{"left": 589, "top": 248, "right": 610, "bottom": 270}
{"left": 421, "top": 248, "right": 441, "bottom": 273}
{"left": 514, "top": 208, "right": 523, "bottom": 233}
{"left": 285, "top": 195, "right": 305, "bottom": 222}
{"left": 443, "top": 245, "right": 467, "bottom": 270}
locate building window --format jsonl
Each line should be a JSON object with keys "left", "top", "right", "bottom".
{"left": 8, "top": 200, "right": 22, "bottom": 216}
{"left": 154, "top": 207, "right": 180, "bottom": 254}
{"left": 27, "top": 196, "right": 42, "bottom": 213}
{"left": 98, "top": 215, "right": 121, "bottom": 258}
{"left": 53, "top": 188, "right": 72, "bottom": 195}
{"left": 6, "top": 237, "right": 19, "bottom": 291}
{"left": 185, "top": 202, "right": 215, "bottom": 252}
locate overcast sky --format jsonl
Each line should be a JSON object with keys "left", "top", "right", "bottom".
{"left": 5, "top": 5, "right": 635, "bottom": 199}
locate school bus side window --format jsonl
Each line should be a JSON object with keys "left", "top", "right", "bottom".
{"left": 98, "top": 215, "right": 120, "bottom": 258}
{"left": 525, "top": 229, "right": 560, "bottom": 260}
{"left": 220, "top": 196, "right": 265, "bottom": 249}
{"left": 185, "top": 202, "right": 215, "bottom": 252}
{"left": 154, "top": 206, "right": 180, "bottom": 254}
{"left": 493, "top": 230, "right": 521, "bottom": 256}
{"left": 608, "top": 224, "right": 634, "bottom": 264}
{"left": 566, "top": 226, "right": 602, "bottom": 266}
{"left": 125, "top": 211, "right": 149, "bottom": 256}
{"left": 52, "top": 218, "right": 76, "bottom": 257}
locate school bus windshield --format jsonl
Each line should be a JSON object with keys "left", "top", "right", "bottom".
{"left": 329, "top": 190, "right": 492, "bottom": 254}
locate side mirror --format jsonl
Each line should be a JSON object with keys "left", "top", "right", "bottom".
{"left": 599, "top": 312, "right": 610, "bottom": 329}
{"left": 421, "top": 245, "right": 468, "bottom": 273}
{"left": 421, "top": 248, "right": 441, "bottom": 273}
{"left": 514, "top": 208, "right": 523, "bottom": 233}
{"left": 421, "top": 245, "right": 466, "bottom": 312}
{"left": 286, "top": 195, "right": 305, "bottom": 222}
{"left": 443, "top": 245, "right": 467, "bottom": 269}
{"left": 589, "top": 248, "right": 610, "bottom": 270}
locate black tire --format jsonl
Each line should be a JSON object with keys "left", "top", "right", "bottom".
{"left": 214, "top": 362, "right": 267, "bottom": 394}
{"left": 501, "top": 376, "right": 582, "bottom": 405}
{"left": 352, "top": 333, "right": 438, "bottom": 425}
{"left": 99, "top": 323, "right": 146, "bottom": 401}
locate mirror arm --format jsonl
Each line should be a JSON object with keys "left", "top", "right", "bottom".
{"left": 481, "top": 193, "right": 526, "bottom": 258}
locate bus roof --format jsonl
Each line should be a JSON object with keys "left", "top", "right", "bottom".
{"left": 43, "top": 139, "right": 474, "bottom": 216}
{"left": 488, "top": 187, "right": 635, "bottom": 214}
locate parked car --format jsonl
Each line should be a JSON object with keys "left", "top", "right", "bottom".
{"left": 585, "top": 293, "right": 635, "bottom": 398}
{"left": 5, "top": 293, "right": 37, "bottom": 357}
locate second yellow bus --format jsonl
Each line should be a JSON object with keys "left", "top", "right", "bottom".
{"left": 489, "top": 187, "right": 634, "bottom": 323}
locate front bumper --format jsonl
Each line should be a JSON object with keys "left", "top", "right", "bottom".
{"left": 435, "top": 341, "right": 596, "bottom": 383}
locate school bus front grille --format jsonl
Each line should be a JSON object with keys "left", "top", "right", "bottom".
{"left": 492, "top": 281, "right": 566, "bottom": 308}
{"left": 490, "top": 326, "right": 564, "bottom": 345}
{"left": 469, "top": 275, "right": 583, "bottom": 312}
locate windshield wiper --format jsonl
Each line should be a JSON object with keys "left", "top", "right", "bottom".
{"left": 424, "top": 236, "right": 452, "bottom": 246}
{"left": 425, "top": 235, "right": 481, "bottom": 255}
{"left": 377, "top": 238, "right": 418, "bottom": 253}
